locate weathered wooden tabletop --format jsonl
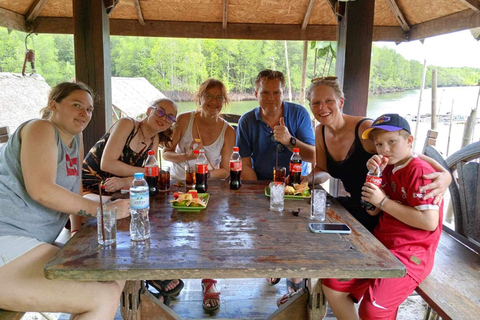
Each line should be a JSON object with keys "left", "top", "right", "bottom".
{"left": 45, "top": 180, "right": 405, "bottom": 281}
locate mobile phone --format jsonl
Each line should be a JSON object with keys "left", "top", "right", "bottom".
{"left": 308, "top": 223, "right": 351, "bottom": 234}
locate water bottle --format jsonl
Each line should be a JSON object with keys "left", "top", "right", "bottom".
{"left": 229, "top": 147, "right": 242, "bottom": 190}
{"left": 130, "top": 172, "right": 150, "bottom": 241}
{"left": 144, "top": 150, "right": 159, "bottom": 197}
{"left": 195, "top": 149, "right": 208, "bottom": 193}
{"left": 289, "top": 148, "right": 302, "bottom": 186}
{"left": 361, "top": 167, "right": 383, "bottom": 211}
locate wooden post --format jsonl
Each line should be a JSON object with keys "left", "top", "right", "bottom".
{"left": 73, "top": 0, "right": 113, "bottom": 153}
{"left": 335, "top": 0, "right": 375, "bottom": 116}
{"left": 423, "top": 130, "right": 438, "bottom": 154}
{"left": 447, "top": 100, "right": 455, "bottom": 156}
{"left": 462, "top": 85, "right": 480, "bottom": 148}
{"left": 284, "top": 41, "right": 292, "bottom": 102}
{"left": 413, "top": 59, "right": 427, "bottom": 151}
{"left": 300, "top": 41, "right": 308, "bottom": 106}
{"left": 431, "top": 69, "right": 438, "bottom": 130}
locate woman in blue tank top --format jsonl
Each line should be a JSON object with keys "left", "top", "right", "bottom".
{"left": 0, "top": 82, "right": 130, "bottom": 318}
{"left": 306, "top": 78, "right": 451, "bottom": 232}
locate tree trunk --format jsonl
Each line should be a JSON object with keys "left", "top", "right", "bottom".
{"left": 431, "top": 69, "right": 438, "bottom": 130}
{"left": 300, "top": 41, "right": 308, "bottom": 106}
{"left": 284, "top": 41, "right": 292, "bottom": 102}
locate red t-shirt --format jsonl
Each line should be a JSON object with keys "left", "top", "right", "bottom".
{"left": 374, "top": 156, "right": 443, "bottom": 284}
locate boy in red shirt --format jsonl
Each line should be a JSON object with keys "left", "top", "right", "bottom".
{"left": 322, "top": 114, "right": 443, "bottom": 320}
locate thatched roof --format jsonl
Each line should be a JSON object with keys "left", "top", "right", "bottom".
{"left": 111, "top": 77, "right": 166, "bottom": 119}
{"left": 1, "top": 0, "right": 479, "bottom": 42}
{"left": 0, "top": 72, "right": 50, "bottom": 132}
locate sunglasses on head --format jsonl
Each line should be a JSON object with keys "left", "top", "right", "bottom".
{"left": 311, "top": 76, "right": 338, "bottom": 83}
{"left": 153, "top": 106, "right": 176, "bottom": 124}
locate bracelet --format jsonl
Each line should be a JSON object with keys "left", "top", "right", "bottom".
{"left": 379, "top": 196, "right": 389, "bottom": 210}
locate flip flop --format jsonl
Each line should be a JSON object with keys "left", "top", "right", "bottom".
{"left": 286, "top": 279, "right": 304, "bottom": 292}
{"left": 266, "top": 278, "right": 281, "bottom": 285}
{"left": 146, "top": 279, "right": 185, "bottom": 297}
{"left": 147, "top": 288, "right": 171, "bottom": 307}
{"left": 202, "top": 279, "right": 221, "bottom": 311}
{"left": 276, "top": 291, "right": 300, "bottom": 307}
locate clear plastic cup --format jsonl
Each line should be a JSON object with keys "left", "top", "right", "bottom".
{"left": 270, "top": 182, "right": 285, "bottom": 211}
{"left": 97, "top": 204, "right": 117, "bottom": 245}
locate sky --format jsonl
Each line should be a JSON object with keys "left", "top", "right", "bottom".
{"left": 376, "top": 30, "right": 480, "bottom": 68}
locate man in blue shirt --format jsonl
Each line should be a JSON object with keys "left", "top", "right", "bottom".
{"left": 236, "top": 69, "right": 315, "bottom": 180}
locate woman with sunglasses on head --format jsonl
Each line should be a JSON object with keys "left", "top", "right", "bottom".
{"left": 306, "top": 77, "right": 451, "bottom": 232}
{"left": 0, "top": 82, "right": 130, "bottom": 318}
{"left": 81, "top": 98, "right": 183, "bottom": 305}
{"left": 163, "top": 78, "right": 236, "bottom": 311}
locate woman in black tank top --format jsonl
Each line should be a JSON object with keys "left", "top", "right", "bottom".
{"left": 305, "top": 78, "right": 451, "bottom": 232}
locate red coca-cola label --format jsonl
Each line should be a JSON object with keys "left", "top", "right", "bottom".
{"left": 196, "top": 163, "right": 208, "bottom": 174}
{"left": 145, "top": 165, "right": 159, "bottom": 177}
{"left": 230, "top": 161, "right": 242, "bottom": 171}
{"left": 289, "top": 163, "right": 302, "bottom": 173}
{"left": 365, "top": 174, "right": 382, "bottom": 187}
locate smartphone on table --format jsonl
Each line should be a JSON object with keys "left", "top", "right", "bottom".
{"left": 308, "top": 223, "right": 351, "bottom": 234}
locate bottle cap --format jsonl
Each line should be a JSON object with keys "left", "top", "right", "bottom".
{"left": 233, "top": 147, "right": 239, "bottom": 152}
{"left": 148, "top": 150, "right": 155, "bottom": 155}
{"left": 293, "top": 148, "right": 300, "bottom": 153}
{"left": 134, "top": 172, "right": 144, "bottom": 178}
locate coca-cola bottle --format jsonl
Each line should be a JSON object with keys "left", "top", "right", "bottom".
{"left": 289, "top": 148, "right": 302, "bottom": 186}
{"left": 195, "top": 149, "right": 208, "bottom": 193}
{"left": 144, "top": 149, "right": 159, "bottom": 197}
{"left": 229, "top": 147, "right": 242, "bottom": 190}
{"left": 361, "top": 167, "right": 382, "bottom": 211}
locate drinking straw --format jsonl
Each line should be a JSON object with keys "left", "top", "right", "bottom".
{"left": 183, "top": 147, "right": 190, "bottom": 172}
{"left": 310, "top": 163, "right": 315, "bottom": 217}
{"left": 98, "top": 184, "right": 106, "bottom": 242}
{"left": 158, "top": 148, "right": 163, "bottom": 171}
{"left": 275, "top": 144, "right": 279, "bottom": 169}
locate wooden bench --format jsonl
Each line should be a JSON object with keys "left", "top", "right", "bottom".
{"left": 416, "top": 142, "right": 480, "bottom": 320}
{"left": 0, "top": 309, "right": 25, "bottom": 320}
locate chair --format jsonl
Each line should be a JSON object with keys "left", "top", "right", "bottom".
{"left": 0, "top": 126, "right": 9, "bottom": 144}
{"left": 220, "top": 113, "right": 241, "bottom": 131}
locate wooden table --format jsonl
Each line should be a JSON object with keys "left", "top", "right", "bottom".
{"left": 45, "top": 180, "right": 405, "bottom": 319}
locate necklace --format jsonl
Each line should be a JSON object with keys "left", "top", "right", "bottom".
{"left": 138, "top": 121, "right": 155, "bottom": 147}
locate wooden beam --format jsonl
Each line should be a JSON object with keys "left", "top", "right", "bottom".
{"left": 336, "top": 0, "right": 375, "bottom": 117}
{"left": 458, "top": 0, "right": 480, "bottom": 12}
{"left": 0, "top": 7, "right": 27, "bottom": 32}
{"left": 29, "top": 17, "right": 405, "bottom": 42}
{"left": 133, "top": 0, "right": 145, "bottom": 26}
{"left": 302, "top": 0, "right": 316, "bottom": 30}
{"left": 73, "top": 0, "right": 112, "bottom": 152}
{"left": 385, "top": 0, "right": 410, "bottom": 32}
{"left": 410, "top": 9, "right": 480, "bottom": 41}
{"left": 26, "top": 0, "right": 49, "bottom": 22}
{"left": 222, "top": 0, "right": 228, "bottom": 29}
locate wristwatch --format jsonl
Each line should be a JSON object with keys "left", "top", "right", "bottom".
{"left": 289, "top": 137, "right": 297, "bottom": 147}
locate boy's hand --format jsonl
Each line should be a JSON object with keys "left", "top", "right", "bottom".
{"left": 362, "top": 182, "right": 386, "bottom": 207}
{"left": 366, "top": 155, "right": 389, "bottom": 172}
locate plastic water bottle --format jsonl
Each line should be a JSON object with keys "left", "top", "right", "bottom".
{"left": 130, "top": 172, "right": 150, "bottom": 241}
{"left": 229, "top": 147, "right": 242, "bottom": 190}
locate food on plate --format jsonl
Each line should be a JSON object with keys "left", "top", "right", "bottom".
{"left": 284, "top": 182, "right": 310, "bottom": 196}
{"left": 170, "top": 191, "right": 207, "bottom": 207}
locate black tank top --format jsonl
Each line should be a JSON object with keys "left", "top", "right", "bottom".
{"left": 323, "top": 119, "right": 378, "bottom": 231}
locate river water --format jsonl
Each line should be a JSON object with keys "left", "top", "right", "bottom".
{"left": 177, "top": 86, "right": 480, "bottom": 156}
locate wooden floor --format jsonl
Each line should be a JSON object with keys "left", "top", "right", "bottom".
{"left": 22, "top": 278, "right": 426, "bottom": 319}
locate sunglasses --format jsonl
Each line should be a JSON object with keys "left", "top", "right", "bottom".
{"left": 153, "top": 106, "right": 176, "bottom": 124}
{"left": 311, "top": 76, "right": 338, "bottom": 83}
{"left": 204, "top": 93, "right": 224, "bottom": 103}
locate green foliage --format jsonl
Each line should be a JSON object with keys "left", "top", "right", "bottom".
{"left": 0, "top": 27, "right": 478, "bottom": 96}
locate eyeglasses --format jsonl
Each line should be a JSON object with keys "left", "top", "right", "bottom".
{"left": 204, "top": 93, "right": 224, "bottom": 103}
{"left": 153, "top": 106, "right": 176, "bottom": 124}
{"left": 311, "top": 76, "right": 338, "bottom": 83}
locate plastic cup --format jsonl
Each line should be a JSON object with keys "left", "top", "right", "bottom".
{"left": 270, "top": 182, "right": 285, "bottom": 212}
{"left": 97, "top": 204, "right": 117, "bottom": 245}
{"left": 273, "top": 166, "right": 286, "bottom": 182}
{"left": 311, "top": 189, "right": 327, "bottom": 221}
{"left": 158, "top": 166, "right": 170, "bottom": 191}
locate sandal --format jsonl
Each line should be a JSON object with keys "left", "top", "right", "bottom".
{"left": 146, "top": 279, "right": 184, "bottom": 297}
{"left": 276, "top": 291, "right": 300, "bottom": 307}
{"left": 286, "top": 279, "right": 304, "bottom": 292}
{"left": 266, "top": 278, "right": 281, "bottom": 285}
{"left": 147, "top": 287, "right": 171, "bottom": 307}
{"left": 202, "top": 279, "right": 221, "bottom": 311}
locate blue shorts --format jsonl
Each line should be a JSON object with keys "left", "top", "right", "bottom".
{"left": 0, "top": 236, "right": 44, "bottom": 268}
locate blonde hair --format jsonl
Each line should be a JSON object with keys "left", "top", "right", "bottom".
{"left": 40, "top": 82, "right": 94, "bottom": 119}
{"left": 194, "top": 78, "right": 230, "bottom": 107}
{"left": 306, "top": 78, "right": 344, "bottom": 102}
